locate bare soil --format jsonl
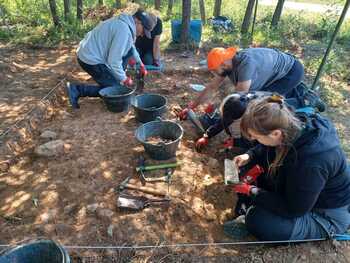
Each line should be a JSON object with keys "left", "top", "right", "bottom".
{"left": 0, "top": 44, "right": 350, "bottom": 262}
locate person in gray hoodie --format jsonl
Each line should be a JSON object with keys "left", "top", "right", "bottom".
{"left": 67, "top": 10, "right": 155, "bottom": 109}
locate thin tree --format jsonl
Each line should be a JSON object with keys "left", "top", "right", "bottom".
{"left": 199, "top": 0, "right": 206, "bottom": 24}
{"left": 155, "top": 0, "right": 161, "bottom": 10}
{"left": 98, "top": 0, "right": 103, "bottom": 6}
{"left": 64, "top": 0, "right": 71, "bottom": 21}
{"left": 49, "top": 0, "right": 61, "bottom": 27}
{"left": 181, "top": 0, "right": 191, "bottom": 43}
{"left": 167, "top": 0, "right": 174, "bottom": 16}
{"left": 271, "top": 0, "right": 285, "bottom": 27}
{"left": 77, "top": 0, "right": 83, "bottom": 21}
{"left": 241, "top": 0, "right": 255, "bottom": 34}
{"left": 115, "top": 0, "right": 121, "bottom": 9}
{"left": 213, "top": 0, "right": 221, "bottom": 17}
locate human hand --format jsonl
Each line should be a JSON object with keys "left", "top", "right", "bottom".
{"left": 139, "top": 63, "right": 147, "bottom": 77}
{"left": 153, "top": 59, "right": 160, "bottom": 67}
{"left": 195, "top": 135, "right": 209, "bottom": 151}
{"left": 174, "top": 102, "right": 196, "bottom": 120}
{"left": 121, "top": 76, "right": 133, "bottom": 87}
{"left": 128, "top": 58, "right": 136, "bottom": 67}
{"left": 233, "top": 154, "right": 250, "bottom": 167}
{"left": 204, "top": 103, "right": 215, "bottom": 114}
{"left": 234, "top": 183, "right": 257, "bottom": 196}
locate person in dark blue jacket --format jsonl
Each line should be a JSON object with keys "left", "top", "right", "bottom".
{"left": 225, "top": 95, "right": 350, "bottom": 240}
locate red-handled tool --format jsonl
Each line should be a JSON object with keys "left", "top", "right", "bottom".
{"left": 241, "top": 165, "right": 264, "bottom": 184}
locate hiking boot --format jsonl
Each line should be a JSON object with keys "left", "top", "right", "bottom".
{"left": 303, "top": 89, "right": 327, "bottom": 112}
{"left": 66, "top": 82, "right": 80, "bottom": 109}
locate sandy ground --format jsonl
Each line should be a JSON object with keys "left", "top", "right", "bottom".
{"left": 0, "top": 45, "right": 350, "bottom": 262}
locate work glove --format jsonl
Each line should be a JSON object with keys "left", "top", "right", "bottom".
{"left": 223, "top": 137, "right": 234, "bottom": 149}
{"left": 153, "top": 59, "right": 161, "bottom": 67}
{"left": 195, "top": 134, "right": 209, "bottom": 151}
{"left": 204, "top": 103, "right": 215, "bottom": 114}
{"left": 139, "top": 63, "right": 148, "bottom": 77}
{"left": 121, "top": 76, "right": 133, "bottom": 87}
{"left": 128, "top": 57, "right": 137, "bottom": 67}
{"left": 241, "top": 165, "right": 264, "bottom": 184}
{"left": 176, "top": 102, "right": 196, "bottom": 120}
{"left": 234, "top": 183, "right": 258, "bottom": 196}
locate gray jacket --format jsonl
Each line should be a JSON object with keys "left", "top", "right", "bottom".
{"left": 77, "top": 14, "right": 141, "bottom": 81}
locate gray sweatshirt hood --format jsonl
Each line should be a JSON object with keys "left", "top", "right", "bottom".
{"left": 118, "top": 14, "right": 136, "bottom": 41}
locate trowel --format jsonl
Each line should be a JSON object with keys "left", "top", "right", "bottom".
{"left": 117, "top": 194, "right": 171, "bottom": 210}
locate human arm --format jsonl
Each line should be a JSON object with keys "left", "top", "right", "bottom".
{"left": 235, "top": 80, "right": 251, "bottom": 92}
{"left": 253, "top": 166, "right": 327, "bottom": 218}
{"left": 107, "top": 24, "right": 133, "bottom": 82}
{"left": 153, "top": 35, "right": 161, "bottom": 65}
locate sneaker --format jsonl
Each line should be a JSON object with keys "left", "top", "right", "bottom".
{"left": 66, "top": 82, "right": 80, "bottom": 109}
{"left": 223, "top": 215, "right": 250, "bottom": 239}
{"left": 303, "top": 89, "right": 326, "bottom": 112}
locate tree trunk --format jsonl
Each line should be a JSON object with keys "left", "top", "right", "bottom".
{"left": 115, "top": 0, "right": 121, "bottom": 8}
{"left": 64, "top": 0, "right": 71, "bottom": 21}
{"left": 199, "top": 0, "right": 206, "bottom": 25}
{"left": 49, "top": 0, "right": 61, "bottom": 27}
{"left": 155, "top": 0, "right": 161, "bottom": 10}
{"left": 98, "top": 0, "right": 103, "bottom": 6}
{"left": 77, "top": 0, "right": 83, "bottom": 21}
{"left": 181, "top": 0, "right": 191, "bottom": 43}
{"left": 213, "top": 0, "right": 221, "bottom": 17}
{"left": 271, "top": 0, "right": 285, "bottom": 27}
{"left": 167, "top": 0, "right": 174, "bottom": 16}
{"left": 241, "top": 0, "right": 255, "bottom": 34}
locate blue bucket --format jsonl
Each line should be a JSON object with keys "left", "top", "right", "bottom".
{"left": 171, "top": 19, "right": 202, "bottom": 44}
{"left": 132, "top": 94, "right": 167, "bottom": 123}
{"left": 135, "top": 119, "right": 183, "bottom": 160}
{"left": 99, "top": 85, "right": 135, "bottom": 113}
{"left": 0, "top": 239, "right": 70, "bottom": 263}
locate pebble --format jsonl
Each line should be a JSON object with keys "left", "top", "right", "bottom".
{"left": 35, "top": 140, "right": 65, "bottom": 157}
{"left": 40, "top": 130, "right": 57, "bottom": 140}
{"left": 86, "top": 203, "right": 99, "bottom": 213}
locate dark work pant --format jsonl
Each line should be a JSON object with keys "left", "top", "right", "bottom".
{"left": 262, "top": 59, "right": 305, "bottom": 108}
{"left": 245, "top": 205, "right": 350, "bottom": 241}
{"left": 75, "top": 48, "right": 134, "bottom": 95}
{"left": 138, "top": 49, "right": 154, "bottom": 65}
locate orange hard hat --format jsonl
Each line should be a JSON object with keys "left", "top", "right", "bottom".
{"left": 207, "top": 47, "right": 237, "bottom": 70}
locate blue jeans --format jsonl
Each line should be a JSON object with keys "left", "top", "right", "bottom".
{"left": 262, "top": 59, "right": 305, "bottom": 108}
{"left": 75, "top": 48, "right": 134, "bottom": 96}
{"left": 245, "top": 205, "right": 350, "bottom": 241}
{"left": 138, "top": 50, "right": 154, "bottom": 65}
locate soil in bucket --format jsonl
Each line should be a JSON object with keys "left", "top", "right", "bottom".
{"left": 146, "top": 136, "right": 174, "bottom": 145}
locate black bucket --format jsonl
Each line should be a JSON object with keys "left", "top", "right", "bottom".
{"left": 132, "top": 93, "right": 167, "bottom": 123}
{"left": 135, "top": 119, "right": 183, "bottom": 160}
{"left": 0, "top": 239, "right": 70, "bottom": 263}
{"left": 99, "top": 85, "right": 135, "bottom": 113}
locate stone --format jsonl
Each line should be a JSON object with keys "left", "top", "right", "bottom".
{"left": 64, "top": 203, "right": 78, "bottom": 214}
{"left": 40, "top": 130, "right": 57, "bottom": 140}
{"left": 0, "top": 161, "right": 10, "bottom": 173}
{"left": 86, "top": 203, "right": 99, "bottom": 213}
{"left": 208, "top": 157, "right": 219, "bottom": 169}
{"left": 35, "top": 140, "right": 65, "bottom": 157}
{"left": 40, "top": 209, "right": 58, "bottom": 223}
{"left": 96, "top": 208, "right": 114, "bottom": 220}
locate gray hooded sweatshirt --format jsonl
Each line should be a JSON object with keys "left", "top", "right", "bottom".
{"left": 77, "top": 14, "right": 141, "bottom": 82}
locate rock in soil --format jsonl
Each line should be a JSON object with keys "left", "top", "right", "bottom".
{"left": 35, "top": 140, "right": 65, "bottom": 157}
{"left": 96, "top": 208, "right": 114, "bottom": 220}
{"left": 86, "top": 203, "right": 99, "bottom": 213}
{"left": 40, "top": 130, "right": 58, "bottom": 140}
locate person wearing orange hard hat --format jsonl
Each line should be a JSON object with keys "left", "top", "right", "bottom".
{"left": 175, "top": 46, "right": 326, "bottom": 149}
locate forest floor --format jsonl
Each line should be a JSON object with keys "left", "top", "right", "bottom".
{"left": 0, "top": 43, "right": 350, "bottom": 262}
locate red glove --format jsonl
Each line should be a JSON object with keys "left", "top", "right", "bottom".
{"left": 234, "top": 183, "right": 256, "bottom": 196}
{"left": 140, "top": 63, "right": 147, "bottom": 77}
{"left": 122, "top": 76, "right": 133, "bottom": 87}
{"left": 128, "top": 58, "right": 136, "bottom": 67}
{"left": 242, "top": 165, "right": 264, "bottom": 184}
{"left": 195, "top": 135, "right": 209, "bottom": 151}
{"left": 204, "top": 103, "right": 215, "bottom": 114}
{"left": 177, "top": 102, "right": 196, "bottom": 120}
{"left": 223, "top": 138, "right": 234, "bottom": 149}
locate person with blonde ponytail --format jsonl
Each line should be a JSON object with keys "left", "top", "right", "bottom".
{"left": 225, "top": 95, "right": 350, "bottom": 241}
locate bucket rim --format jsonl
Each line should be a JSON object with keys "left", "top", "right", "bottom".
{"left": 131, "top": 93, "right": 167, "bottom": 112}
{"left": 135, "top": 119, "right": 183, "bottom": 145}
{"left": 99, "top": 86, "right": 135, "bottom": 98}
